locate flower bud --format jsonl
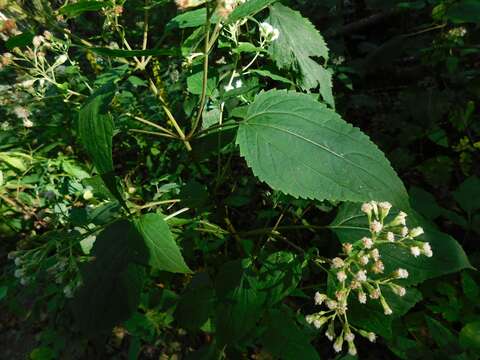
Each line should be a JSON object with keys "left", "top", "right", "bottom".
{"left": 362, "top": 237, "right": 373, "bottom": 249}
{"left": 333, "top": 333, "right": 344, "bottom": 353}
{"left": 410, "top": 246, "right": 421, "bottom": 257}
{"left": 409, "top": 227, "right": 424, "bottom": 238}
{"left": 422, "top": 242, "right": 433, "bottom": 257}
{"left": 331, "top": 257, "right": 344, "bottom": 269}
{"left": 395, "top": 268, "right": 409, "bottom": 279}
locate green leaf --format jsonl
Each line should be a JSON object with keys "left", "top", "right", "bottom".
{"left": 0, "top": 286, "right": 7, "bottom": 301}
{"left": 174, "top": 273, "right": 215, "bottom": 330}
{"left": 453, "top": 176, "right": 480, "bottom": 216}
{"left": 167, "top": 8, "right": 218, "bottom": 29}
{"left": 90, "top": 47, "right": 177, "bottom": 58}
{"left": 5, "top": 32, "right": 34, "bottom": 50}
{"left": 445, "top": 0, "right": 480, "bottom": 23}
{"left": 254, "top": 251, "right": 302, "bottom": 306}
{"left": 425, "top": 315, "right": 458, "bottom": 348}
{"left": 330, "top": 203, "right": 473, "bottom": 285}
{"left": 250, "top": 69, "right": 294, "bottom": 84}
{"left": 460, "top": 321, "right": 480, "bottom": 351}
{"left": 349, "top": 287, "right": 422, "bottom": 339}
{"left": 73, "top": 220, "right": 147, "bottom": 334}
{"left": 236, "top": 90, "right": 409, "bottom": 208}
{"left": 30, "top": 347, "right": 55, "bottom": 360}
{"left": 461, "top": 271, "right": 480, "bottom": 302}
{"left": 261, "top": 309, "right": 320, "bottom": 360}
{"left": 228, "top": 0, "right": 277, "bottom": 23}
{"left": 135, "top": 213, "right": 191, "bottom": 273}
{"left": 78, "top": 86, "right": 115, "bottom": 174}
{"left": 58, "top": 1, "right": 110, "bottom": 17}
{"left": 214, "top": 259, "right": 265, "bottom": 345}
{"left": 268, "top": 3, "right": 333, "bottom": 107}
{"left": 187, "top": 70, "right": 218, "bottom": 96}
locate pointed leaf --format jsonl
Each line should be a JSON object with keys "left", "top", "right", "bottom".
{"left": 236, "top": 90, "right": 409, "bottom": 208}
{"left": 78, "top": 86, "right": 115, "bottom": 174}
{"left": 135, "top": 213, "right": 191, "bottom": 273}
{"left": 268, "top": 3, "right": 333, "bottom": 107}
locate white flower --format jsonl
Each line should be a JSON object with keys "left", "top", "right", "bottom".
{"left": 410, "top": 246, "right": 421, "bottom": 257}
{"left": 362, "top": 237, "right": 373, "bottom": 249}
{"left": 270, "top": 28, "right": 280, "bottom": 41}
{"left": 423, "top": 242, "right": 433, "bottom": 257}
{"left": 370, "top": 289, "right": 380, "bottom": 299}
{"left": 314, "top": 292, "right": 327, "bottom": 305}
{"left": 337, "top": 270, "right": 347, "bottom": 282}
{"left": 14, "top": 269, "right": 24, "bottom": 278}
{"left": 83, "top": 189, "right": 93, "bottom": 200}
{"left": 326, "top": 299, "right": 337, "bottom": 310}
{"left": 378, "top": 201, "right": 392, "bottom": 218}
{"left": 313, "top": 317, "right": 328, "bottom": 329}
{"left": 235, "top": 79, "right": 243, "bottom": 88}
{"left": 381, "top": 297, "right": 393, "bottom": 315}
{"left": 370, "top": 220, "right": 383, "bottom": 234}
{"left": 361, "top": 202, "right": 373, "bottom": 216}
{"left": 401, "top": 226, "right": 409, "bottom": 237}
{"left": 331, "top": 257, "right": 344, "bottom": 269}
{"left": 7, "top": 251, "right": 17, "bottom": 260}
{"left": 368, "top": 332, "right": 376, "bottom": 342}
{"left": 20, "top": 278, "right": 29, "bottom": 286}
{"left": 409, "top": 227, "right": 424, "bottom": 238}
{"left": 14, "top": 257, "right": 22, "bottom": 266}
{"left": 345, "top": 332, "right": 355, "bottom": 342}
{"left": 343, "top": 242, "right": 353, "bottom": 254}
{"left": 333, "top": 335, "right": 343, "bottom": 353}
{"left": 387, "top": 231, "right": 395, "bottom": 242}
{"left": 394, "top": 286, "right": 406, "bottom": 297}
{"left": 23, "top": 118, "right": 34, "bottom": 128}
{"left": 391, "top": 211, "right": 407, "bottom": 226}
{"left": 359, "top": 255, "right": 369, "bottom": 265}
{"left": 14, "top": 106, "right": 30, "bottom": 120}
{"left": 259, "top": 21, "right": 280, "bottom": 42}
{"left": 55, "top": 54, "right": 68, "bottom": 66}
{"left": 371, "top": 248, "right": 380, "bottom": 261}
{"left": 1, "top": 122, "right": 10, "bottom": 131}
{"left": 43, "top": 30, "right": 53, "bottom": 40}
{"left": 372, "top": 260, "right": 384, "bottom": 274}
{"left": 63, "top": 285, "right": 74, "bottom": 298}
{"left": 358, "top": 291, "right": 367, "bottom": 304}
{"left": 306, "top": 314, "right": 314, "bottom": 324}
{"left": 32, "top": 35, "right": 44, "bottom": 48}
{"left": 348, "top": 341, "right": 357, "bottom": 356}
{"left": 395, "top": 268, "right": 409, "bottom": 279}
{"left": 356, "top": 270, "right": 367, "bottom": 282}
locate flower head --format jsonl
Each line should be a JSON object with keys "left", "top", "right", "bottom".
{"left": 422, "top": 242, "right": 433, "bottom": 257}
{"left": 362, "top": 237, "right": 373, "bottom": 249}
{"left": 331, "top": 257, "right": 344, "bottom": 269}
{"left": 370, "top": 220, "right": 383, "bottom": 234}
{"left": 410, "top": 246, "right": 421, "bottom": 257}
{"left": 395, "top": 268, "right": 409, "bottom": 279}
{"left": 409, "top": 227, "right": 424, "bottom": 238}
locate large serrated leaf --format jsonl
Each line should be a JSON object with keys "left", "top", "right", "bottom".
{"left": 330, "top": 202, "right": 473, "bottom": 286}
{"left": 236, "top": 90, "right": 409, "bottom": 208}
{"left": 72, "top": 220, "right": 147, "bottom": 334}
{"left": 78, "top": 86, "right": 115, "bottom": 174}
{"left": 268, "top": 3, "right": 334, "bottom": 107}
{"left": 135, "top": 213, "right": 191, "bottom": 273}
{"left": 261, "top": 309, "right": 320, "bottom": 360}
{"left": 228, "top": 0, "right": 277, "bottom": 23}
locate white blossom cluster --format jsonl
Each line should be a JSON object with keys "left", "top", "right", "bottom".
{"left": 8, "top": 241, "right": 83, "bottom": 299}
{"left": 0, "top": 30, "right": 72, "bottom": 104}
{"left": 306, "top": 201, "right": 432, "bottom": 356}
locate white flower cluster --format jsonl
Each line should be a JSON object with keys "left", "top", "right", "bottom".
{"left": 306, "top": 201, "right": 432, "bottom": 356}
{"left": 259, "top": 22, "right": 280, "bottom": 42}
{"left": 0, "top": 30, "right": 72, "bottom": 101}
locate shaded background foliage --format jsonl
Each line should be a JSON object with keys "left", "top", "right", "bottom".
{"left": 0, "top": 0, "right": 479, "bottom": 359}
